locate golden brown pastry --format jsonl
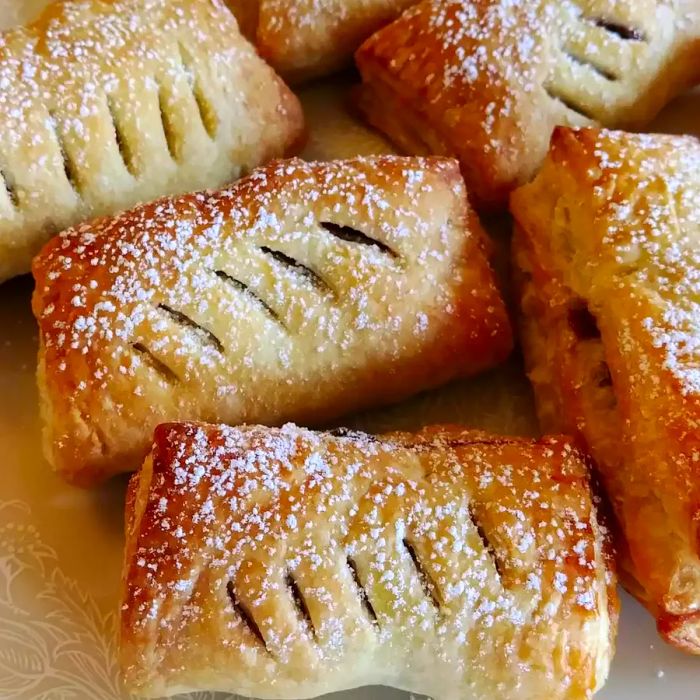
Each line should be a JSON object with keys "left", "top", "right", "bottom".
{"left": 355, "top": 0, "right": 700, "bottom": 209}
{"left": 230, "top": 0, "right": 418, "bottom": 83}
{"left": 120, "top": 421, "right": 618, "bottom": 699}
{"left": 32, "top": 155, "right": 512, "bottom": 486}
{"left": 511, "top": 127, "right": 700, "bottom": 654}
{"left": 0, "top": 0, "right": 304, "bottom": 282}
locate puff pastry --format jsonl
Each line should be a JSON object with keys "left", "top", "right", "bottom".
{"left": 120, "top": 421, "right": 617, "bottom": 699}
{"left": 355, "top": 0, "right": 700, "bottom": 209}
{"left": 511, "top": 127, "right": 700, "bottom": 653}
{"left": 230, "top": 0, "right": 418, "bottom": 83}
{"left": 32, "top": 155, "right": 512, "bottom": 486}
{"left": 0, "top": 0, "right": 303, "bottom": 282}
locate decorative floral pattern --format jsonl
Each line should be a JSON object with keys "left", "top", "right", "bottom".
{"left": 0, "top": 500, "right": 236, "bottom": 700}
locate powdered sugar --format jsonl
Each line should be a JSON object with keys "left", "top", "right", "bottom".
{"left": 120, "top": 423, "right": 614, "bottom": 696}
{"left": 33, "top": 154, "right": 511, "bottom": 483}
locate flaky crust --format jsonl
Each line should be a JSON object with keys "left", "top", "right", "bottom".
{"left": 511, "top": 127, "right": 700, "bottom": 653}
{"left": 32, "top": 155, "right": 512, "bottom": 486}
{"left": 355, "top": 0, "right": 700, "bottom": 209}
{"left": 0, "top": 0, "right": 303, "bottom": 281}
{"left": 120, "top": 422, "right": 617, "bottom": 699}
{"left": 231, "top": 0, "right": 418, "bottom": 83}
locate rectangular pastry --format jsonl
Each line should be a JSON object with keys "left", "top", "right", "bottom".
{"left": 231, "top": 0, "right": 418, "bottom": 83}
{"left": 355, "top": 0, "right": 700, "bottom": 209}
{"left": 511, "top": 127, "right": 700, "bottom": 653}
{"left": 32, "top": 155, "right": 513, "bottom": 486}
{"left": 0, "top": 0, "right": 303, "bottom": 281}
{"left": 120, "top": 422, "right": 617, "bottom": 699}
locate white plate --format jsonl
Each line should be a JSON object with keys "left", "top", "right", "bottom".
{"left": 1, "top": 3, "right": 699, "bottom": 698}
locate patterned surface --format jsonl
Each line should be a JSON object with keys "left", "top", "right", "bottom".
{"left": 1, "top": 2, "right": 699, "bottom": 698}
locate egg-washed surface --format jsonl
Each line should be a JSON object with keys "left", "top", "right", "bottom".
{"left": 230, "top": 0, "right": 418, "bottom": 83}
{"left": 355, "top": 0, "right": 700, "bottom": 208}
{"left": 32, "top": 154, "right": 512, "bottom": 486}
{"left": 511, "top": 127, "right": 700, "bottom": 653}
{"left": 0, "top": 0, "right": 303, "bottom": 282}
{"left": 121, "top": 422, "right": 616, "bottom": 699}
{"left": 2, "top": 36, "right": 700, "bottom": 700}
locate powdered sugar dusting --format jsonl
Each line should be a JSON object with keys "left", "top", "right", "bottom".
{"left": 357, "top": 0, "right": 698, "bottom": 204}
{"left": 585, "top": 130, "right": 700, "bottom": 404}
{"left": 0, "top": 0, "right": 301, "bottom": 280}
{"left": 120, "top": 423, "right": 614, "bottom": 697}
{"left": 33, "top": 154, "right": 511, "bottom": 482}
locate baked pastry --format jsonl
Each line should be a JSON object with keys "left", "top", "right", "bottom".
{"left": 355, "top": 0, "right": 700, "bottom": 209}
{"left": 0, "top": 0, "right": 303, "bottom": 282}
{"left": 230, "top": 0, "right": 418, "bottom": 83}
{"left": 120, "top": 421, "right": 618, "bottom": 699}
{"left": 32, "top": 155, "right": 512, "bottom": 486}
{"left": 511, "top": 127, "right": 700, "bottom": 653}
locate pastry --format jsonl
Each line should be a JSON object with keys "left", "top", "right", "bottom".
{"left": 32, "top": 155, "right": 513, "bottom": 486}
{"left": 355, "top": 0, "right": 700, "bottom": 209}
{"left": 231, "top": 0, "right": 418, "bottom": 83}
{"left": 511, "top": 127, "right": 700, "bottom": 653}
{"left": 0, "top": 0, "right": 304, "bottom": 282}
{"left": 120, "top": 421, "right": 618, "bottom": 699}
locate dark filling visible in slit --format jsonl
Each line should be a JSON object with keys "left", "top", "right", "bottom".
{"left": 213, "top": 269, "right": 284, "bottom": 326}
{"left": 594, "top": 361, "right": 613, "bottom": 388}
{"left": 178, "top": 41, "right": 219, "bottom": 139}
{"left": 226, "top": 581, "right": 268, "bottom": 651}
{"left": 402, "top": 538, "right": 442, "bottom": 611}
{"left": 131, "top": 342, "right": 178, "bottom": 382}
{"left": 0, "top": 167, "right": 18, "bottom": 208}
{"left": 566, "top": 51, "right": 617, "bottom": 81}
{"left": 468, "top": 506, "right": 503, "bottom": 579}
{"left": 286, "top": 572, "right": 316, "bottom": 639}
{"left": 157, "top": 85, "right": 180, "bottom": 161}
{"left": 107, "top": 95, "right": 137, "bottom": 176}
{"left": 320, "top": 221, "right": 398, "bottom": 259}
{"left": 594, "top": 18, "right": 646, "bottom": 42}
{"left": 346, "top": 557, "right": 379, "bottom": 627}
{"left": 544, "top": 86, "right": 596, "bottom": 120}
{"left": 157, "top": 303, "right": 224, "bottom": 353}
{"left": 327, "top": 427, "right": 377, "bottom": 441}
{"left": 48, "top": 111, "right": 81, "bottom": 194}
{"left": 259, "top": 246, "right": 333, "bottom": 294}
{"left": 568, "top": 302, "right": 601, "bottom": 341}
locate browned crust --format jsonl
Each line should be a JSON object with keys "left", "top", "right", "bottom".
{"left": 511, "top": 126, "right": 700, "bottom": 654}
{"left": 33, "top": 155, "right": 512, "bottom": 486}
{"left": 120, "top": 422, "right": 617, "bottom": 698}
{"left": 355, "top": 0, "right": 700, "bottom": 209}
{"left": 0, "top": 0, "right": 304, "bottom": 281}
{"left": 235, "top": 0, "right": 419, "bottom": 83}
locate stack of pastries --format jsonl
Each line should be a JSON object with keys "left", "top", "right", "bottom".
{"left": 2, "top": 0, "right": 697, "bottom": 697}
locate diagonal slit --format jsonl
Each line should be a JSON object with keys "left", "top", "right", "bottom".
{"left": 132, "top": 342, "right": 179, "bottom": 382}
{"left": 0, "top": 167, "right": 18, "bottom": 208}
{"left": 178, "top": 42, "right": 219, "bottom": 139}
{"left": 346, "top": 557, "right": 379, "bottom": 628}
{"left": 565, "top": 51, "right": 617, "bottom": 81}
{"left": 156, "top": 303, "right": 224, "bottom": 353}
{"left": 286, "top": 572, "right": 316, "bottom": 640}
{"left": 213, "top": 269, "right": 285, "bottom": 327}
{"left": 106, "top": 95, "right": 137, "bottom": 176}
{"left": 402, "top": 538, "right": 442, "bottom": 611}
{"left": 320, "top": 221, "right": 398, "bottom": 259}
{"left": 259, "top": 246, "right": 334, "bottom": 295}
{"left": 568, "top": 301, "right": 601, "bottom": 341}
{"left": 226, "top": 581, "right": 269, "bottom": 651}
{"left": 468, "top": 506, "right": 503, "bottom": 580}
{"left": 157, "top": 84, "right": 179, "bottom": 161}
{"left": 48, "top": 111, "right": 81, "bottom": 194}
{"left": 593, "top": 17, "right": 645, "bottom": 41}
{"left": 543, "top": 85, "right": 595, "bottom": 120}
